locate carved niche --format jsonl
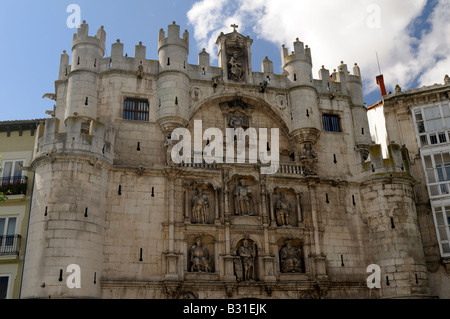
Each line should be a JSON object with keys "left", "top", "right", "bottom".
{"left": 184, "top": 182, "right": 215, "bottom": 224}
{"left": 234, "top": 238, "right": 259, "bottom": 281}
{"left": 278, "top": 238, "right": 305, "bottom": 274}
{"left": 187, "top": 235, "right": 215, "bottom": 273}
{"left": 272, "top": 188, "right": 300, "bottom": 227}
{"left": 230, "top": 176, "right": 259, "bottom": 217}
{"left": 217, "top": 29, "right": 253, "bottom": 83}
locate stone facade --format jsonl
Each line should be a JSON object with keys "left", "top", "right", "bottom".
{"left": 19, "top": 21, "right": 439, "bottom": 299}
{"left": 379, "top": 80, "right": 450, "bottom": 298}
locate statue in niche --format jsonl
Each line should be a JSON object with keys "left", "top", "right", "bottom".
{"left": 233, "top": 179, "right": 254, "bottom": 216}
{"left": 301, "top": 143, "right": 316, "bottom": 159}
{"left": 191, "top": 187, "right": 209, "bottom": 224}
{"left": 275, "top": 192, "right": 292, "bottom": 226}
{"left": 164, "top": 136, "right": 176, "bottom": 167}
{"left": 300, "top": 143, "right": 317, "bottom": 176}
{"left": 212, "top": 75, "right": 221, "bottom": 88}
{"left": 238, "top": 239, "right": 256, "bottom": 281}
{"left": 228, "top": 51, "right": 243, "bottom": 81}
{"left": 189, "top": 237, "right": 210, "bottom": 273}
{"left": 137, "top": 64, "right": 144, "bottom": 79}
{"left": 280, "top": 240, "right": 303, "bottom": 273}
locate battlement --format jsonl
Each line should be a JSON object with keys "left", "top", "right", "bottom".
{"left": 363, "top": 143, "right": 412, "bottom": 177}
{"left": 281, "top": 38, "right": 312, "bottom": 66}
{"left": 72, "top": 21, "right": 106, "bottom": 54}
{"left": 34, "top": 116, "right": 114, "bottom": 163}
{"left": 158, "top": 21, "right": 189, "bottom": 53}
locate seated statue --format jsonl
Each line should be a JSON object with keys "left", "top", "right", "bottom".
{"left": 189, "top": 237, "right": 210, "bottom": 273}
{"left": 280, "top": 240, "right": 303, "bottom": 273}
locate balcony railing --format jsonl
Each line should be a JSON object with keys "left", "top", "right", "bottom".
{"left": 0, "top": 176, "right": 28, "bottom": 195}
{"left": 0, "top": 235, "right": 21, "bottom": 256}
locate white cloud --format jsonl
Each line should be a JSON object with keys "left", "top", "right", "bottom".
{"left": 187, "top": 0, "right": 450, "bottom": 97}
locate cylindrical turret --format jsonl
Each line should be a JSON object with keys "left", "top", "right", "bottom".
{"left": 360, "top": 144, "right": 431, "bottom": 298}
{"left": 65, "top": 21, "right": 106, "bottom": 121}
{"left": 156, "top": 22, "right": 190, "bottom": 135}
{"left": 282, "top": 39, "right": 320, "bottom": 143}
{"left": 21, "top": 116, "right": 114, "bottom": 299}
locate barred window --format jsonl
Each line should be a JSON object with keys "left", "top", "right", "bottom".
{"left": 123, "top": 98, "right": 149, "bottom": 122}
{"left": 323, "top": 114, "right": 341, "bottom": 132}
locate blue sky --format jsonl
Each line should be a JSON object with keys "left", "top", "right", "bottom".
{"left": 0, "top": 0, "right": 447, "bottom": 121}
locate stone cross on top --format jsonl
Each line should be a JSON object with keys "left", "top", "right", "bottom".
{"left": 231, "top": 24, "right": 239, "bottom": 32}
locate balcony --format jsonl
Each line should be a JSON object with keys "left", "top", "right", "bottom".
{"left": 0, "top": 235, "right": 21, "bottom": 256}
{"left": 0, "top": 176, "right": 28, "bottom": 196}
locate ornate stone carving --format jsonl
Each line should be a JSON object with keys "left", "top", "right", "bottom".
{"left": 275, "top": 193, "right": 292, "bottom": 226}
{"left": 137, "top": 64, "right": 144, "bottom": 79}
{"left": 279, "top": 240, "right": 303, "bottom": 273}
{"left": 233, "top": 179, "right": 254, "bottom": 216}
{"left": 191, "top": 187, "right": 209, "bottom": 224}
{"left": 189, "top": 237, "right": 211, "bottom": 273}
{"left": 236, "top": 239, "right": 256, "bottom": 281}
{"left": 164, "top": 136, "right": 177, "bottom": 167}
{"left": 299, "top": 143, "right": 318, "bottom": 176}
{"left": 228, "top": 51, "right": 244, "bottom": 81}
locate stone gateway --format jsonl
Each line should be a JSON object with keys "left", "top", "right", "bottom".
{"left": 18, "top": 20, "right": 441, "bottom": 299}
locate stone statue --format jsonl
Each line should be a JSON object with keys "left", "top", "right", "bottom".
{"left": 395, "top": 84, "right": 402, "bottom": 94}
{"left": 212, "top": 75, "right": 221, "bottom": 88}
{"left": 238, "top": 239, "right": 255, "bottom": 281}
{"left": 164, "top": 136, "right": 176, "bottom": 166}
{"left": 137, "top": 64, "right": 144, "bottom": 79}
{"left": 234, "top": 179, "right": 254, "bottom": 216}
{"left": 445, "top": 74, "right": 450, "bottom": 84}
{"left": 191, "top": 187, "right": 209, "bottom": 224}
{"left": 280, "top": 240, "right": 302, "bottom": 273}
{"left": 301, "top": 143, "right": 316, "bottom": 159}
{"left": 228, "top": 51, "right": 243, "bottom": 81}
{"left": 275, "top": 192, "right": 292, "bottom": 226}
{"left": 189, "top": 237, "right": 210, "bottom": 272}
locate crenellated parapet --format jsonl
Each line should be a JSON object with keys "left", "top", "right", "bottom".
{"left": 362, "top": 143, "right": 412, "bottom": 180}
{"left": 33, "top": 115, "right": 114, "bottom": 164}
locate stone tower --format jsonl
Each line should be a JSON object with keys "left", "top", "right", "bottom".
{"left": 360, "top": 144, "right": 430, "bottom": 297}
{"left": 156, "top": 22, "right": 190, "bottom": 136}
{"left": 20, "top": 22, "right": 113, "bottom": 299}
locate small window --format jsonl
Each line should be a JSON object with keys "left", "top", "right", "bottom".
{"left": 323, "top": 114, "right": 341, "bottom": 132}
{"left": 123, "top": 98, "right": 149, "bottom": 122}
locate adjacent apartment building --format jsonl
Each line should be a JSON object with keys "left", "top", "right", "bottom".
{"left": 0, "top": 120, "right": 41, "bottom": 298}
{"left": 368, "top": 75, "right": 450, "bottom": 297}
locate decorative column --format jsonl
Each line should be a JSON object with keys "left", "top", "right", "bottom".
{"left": 268, "top": 191, "right": 276, "bottom": 226}
{"left": 165, "top": 173, "right": 179, "bottom": 280}
{"left": 296, "top": 192, "right": 303, "bottom": 225}
{"left": 214, "top": 187, "right": 221, "bottom": 225}
{"left": 308, "top": 181, "right": 327, "bottom": 280}
{"left": 183, "top": 181, "right": 190, "bottom": 223}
